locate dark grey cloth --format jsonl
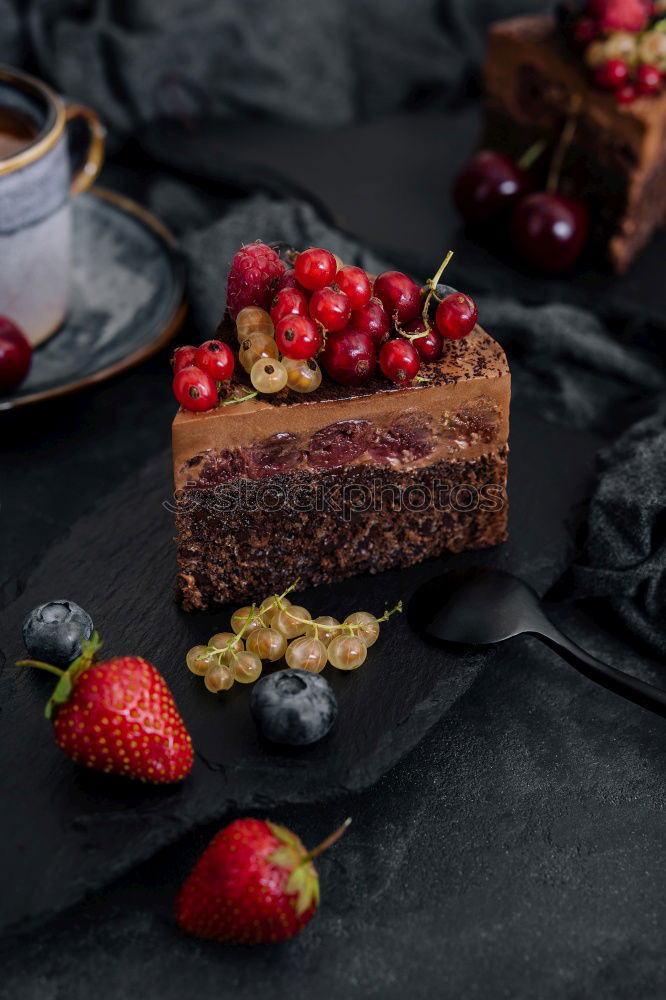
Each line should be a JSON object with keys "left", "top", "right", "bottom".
{"left": 565, "top": 408, "right": 666, "bottom": 657}
{"left": 20, "top": 0, "right": 549, "bottom": 141}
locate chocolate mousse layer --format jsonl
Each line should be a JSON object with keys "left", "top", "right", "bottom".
{"left": 484, "top": 15, "right": 666, "bottom": 273}
{"left": 172, "top": 324, "right": 510, "bottom": 610}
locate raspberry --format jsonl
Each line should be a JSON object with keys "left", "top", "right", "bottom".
{"left": 225, "top": 242, "right": 286, "bottom": 320}
{"left": 598, "top": 0, "right": 649, "bottom": 33}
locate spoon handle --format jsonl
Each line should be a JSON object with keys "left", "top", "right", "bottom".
{"left": 534, "top": 619, "right": 666, "bottom": 718}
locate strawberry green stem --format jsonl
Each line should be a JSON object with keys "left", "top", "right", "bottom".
{"left": 15, "top": 659, "right": 65, "bottom": 678}
{"left": 305, "top": 817, "right": 352, "bottom": 862}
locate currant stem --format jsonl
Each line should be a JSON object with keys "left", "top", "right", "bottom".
{"left": 221, "top": 390, "right": 258, "bottom": 407}
{"left": 394, "top": 317, "right": 429, "bottom": 343}
{"left": 272, "top": 599, "right": 403, "bottom": 637}
{"left": 15, "top": 659, "right": 66, "bottom": 678}
{"left": 421, "top": 251, "right": 454, "bottom": 330}
{"left": 547, "top": 94, "right": 582, "bottom": 195}
{"left": 203, "top": 602, "right": 261, "bottom": 665}
{"left": 305, "top": 818, "right": 352, "bottom": 862}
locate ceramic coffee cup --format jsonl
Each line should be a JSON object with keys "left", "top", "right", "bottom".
{"left": 0, "top": 66, "right": 105, "bottom": 346}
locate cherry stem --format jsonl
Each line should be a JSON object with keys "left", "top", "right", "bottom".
{"left": 305, "top": 818, "right": 352, "bottom": 862}
{"left": 547, "top": 94, "right": 582, "bottom": 195}
{"left": 518, "top": 138, "right": 548, "bottom": 172}
{"left": 15, "top": 659, "right": 65, "bottom": 678}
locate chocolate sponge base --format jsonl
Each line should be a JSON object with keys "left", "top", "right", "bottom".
{"left": 175, "top": 448, "right": 508, "bottom": 611}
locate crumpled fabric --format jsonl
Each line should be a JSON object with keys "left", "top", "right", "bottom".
{"left": 23, "top": 0, "right": 548, "bottom": 142}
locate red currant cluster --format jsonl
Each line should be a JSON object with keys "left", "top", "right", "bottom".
{"left": 171, "top": 244, "right": 479, "bottom": 411}
{"left": 561, "top": 0, "right": 666, "bottom": 103}
{"left": 241, "top": 246, "right": 478, "bottom": 393}
{"left": 455, "top": 149, "right": 590, "bottom": 274}
{"left": 172, "top": 339, "right": 235, "bottom": 412}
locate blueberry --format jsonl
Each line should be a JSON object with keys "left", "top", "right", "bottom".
{"left": 22, "top": 600, "right": 94, "bottom": 667}
{"left": 435, "top": 283, "right": 457, "bottom": 299}
{"left": 250, "top": 669, "right": 337, "bottom": 746}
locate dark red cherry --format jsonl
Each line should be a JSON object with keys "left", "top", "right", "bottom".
{"left": 511, "top": 192, "right": 589, "bottom": 274}
{"left": 379, "top": 339, "right": 421, "bottom": 385}
{"left": 373, "top": 271, "right": 422, "bottom": 324}
{"left": 350, "top": 297, "right": 390, "bottom": 347}
{"left": 454, "top": 150, "right": 531, "bottom": 225}
{"left": 0, "top": 316, "right": 32, "bottom": 394}
{"left": 322, "top": 328, "right": 376, "bottom": 386}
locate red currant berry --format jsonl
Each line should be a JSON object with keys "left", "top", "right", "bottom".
{"left": 435, "top": 293, "right": 478, "bottom": 340}
{"left": 615, "top": 82, "right": 638, "bottom": 104}
{"left": 404, "top": 319, "right": 443, "bottom": 363}
{"left": 454, "top": 150, "right": 530, "bottom": 224}
{"left": 194, "top": 340, "right": 235, "bottom": 382}
{"left": 511, "top": 192, "right": 589, "bottom": 273}
{"left": 275, "top": 268, "right": 299, "bottom": 294}
{"left": 275, "top": 315, "right": 321, "bottom": 360}
{"left": 309, "top": 286, "right": 352, "bottom": 332}
{"left": 0, "top": 316, "right": 32, "bottom": 394}
{"left": 373, "top": 271, "right": 422, "bottom": 324}
{"left": 171, "top": 345, "right": 197, "bottom": 374}
{"left": 379, "top": 339, "right": 421, "bottom": 384}
{"left": 322, "top": 328, "right": 376, "bottom": 386}
{"left": 585, "top": 0, "right": 606, "bottom": 15}
{"left": 335, "top": 266, "right": 372, "bottom": 309}
{"left": 294, "top": 248, "right": 337, "bottom": 291}
{"left": 173, "top": 366, "right": 218, "bottom": 412}
{"left": 636, "top": 64, "right": 663, "bottom": 95}
{"left": 349, "top": 297, "right": 390, "bottom": 347}
{"left": 270, "top": 287, "right": 309, "bottom": 326}
{"left": 594, "top": 59, "right": 630, "bottom": 90}
{"left": 572, "top": 17, "right": 598, "bottom": 46}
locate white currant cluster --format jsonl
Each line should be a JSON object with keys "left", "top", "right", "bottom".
{"left": 185, "top": 582, "right": 402, "bottom": 694}
{"left": 236, "top": 307, "right": 323, "bottom": 396}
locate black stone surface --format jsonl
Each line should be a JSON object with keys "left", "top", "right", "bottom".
{"left": 0, "top": 407, "right": 599, "bottom": 936}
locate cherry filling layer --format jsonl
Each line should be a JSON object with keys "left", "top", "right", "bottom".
{"left": 186, "top": 402, "right": 501, "bottom": 488}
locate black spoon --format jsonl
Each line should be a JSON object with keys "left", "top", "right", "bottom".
{"left": 408, "top": 567, "right": 666, "bottom": 719}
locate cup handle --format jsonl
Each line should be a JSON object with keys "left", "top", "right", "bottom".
{"left": 65, "top": 103, "right": 106, "bottom": 197}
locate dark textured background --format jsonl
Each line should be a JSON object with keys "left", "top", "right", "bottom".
{"left": 1, "top": 1, "right": 666, "bottom": 996}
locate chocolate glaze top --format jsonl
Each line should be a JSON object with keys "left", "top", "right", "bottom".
{"left": 174, "top": 324, "right": 508, "bottom": 419}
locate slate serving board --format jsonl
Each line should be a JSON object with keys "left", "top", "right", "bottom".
{"left": 0, "top": 407, "right": 602, "bottom": 934}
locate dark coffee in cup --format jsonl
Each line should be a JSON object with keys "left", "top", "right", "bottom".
{"left": 0, "top": 105, "right": 38, "bottom": 158}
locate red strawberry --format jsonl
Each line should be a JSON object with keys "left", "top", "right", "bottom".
{"left": 175, "top": 816, "right": 350, "bottom": 944}
{"left": 18, "top": 635, "right": 193, "bottom": 783}
{"left": 226, "top": 242, "right": 286, "bottom": 320}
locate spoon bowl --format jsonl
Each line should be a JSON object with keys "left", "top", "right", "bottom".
{"left": 408, "top": 567, "right": 545, "bottom": 645}
{"left": 408, "top": 566, "right": 666, "bottom": 720}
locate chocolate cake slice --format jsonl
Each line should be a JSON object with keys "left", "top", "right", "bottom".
{"left": 172, "top": 325, "right": 510, "bottom": 611}
{"left": 483, "top": 14, "right": 666, "bottom": 273}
